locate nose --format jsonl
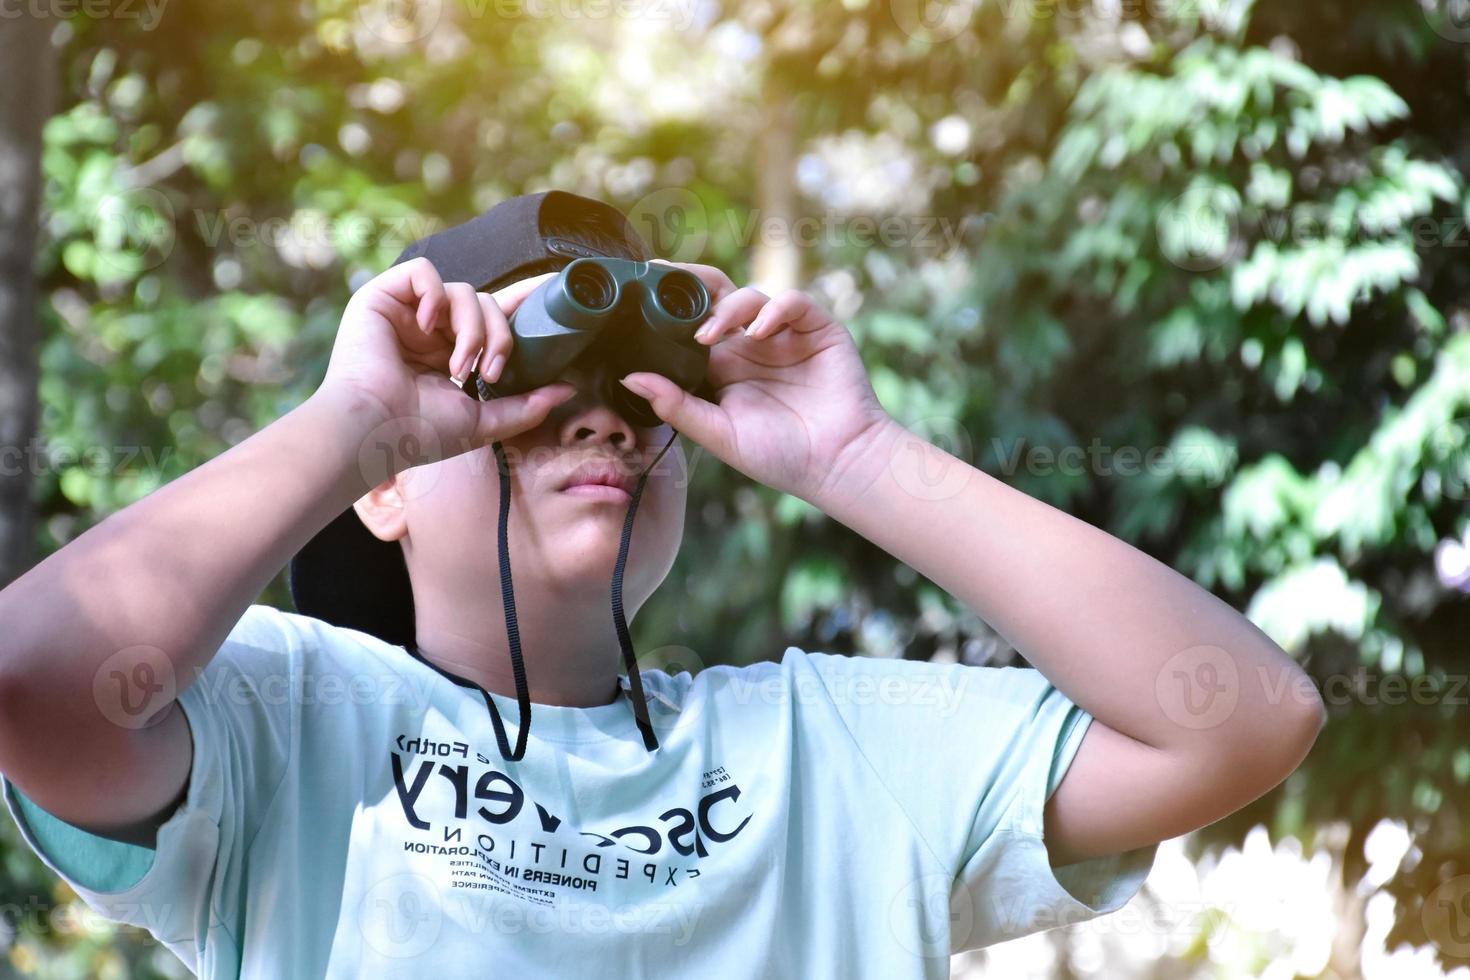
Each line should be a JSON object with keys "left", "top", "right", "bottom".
{"left": 554, "top": 363, "right": 639, "bottom": 452}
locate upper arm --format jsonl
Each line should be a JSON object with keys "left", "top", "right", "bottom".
{"left": 0, "top": 697, "right": 194, "bottom": 848}
{"left": 1042, "top": 714, "right": 1297, "bottom": 868}
{"left": 0, "top": 603, "right": 302, "bottom": 853}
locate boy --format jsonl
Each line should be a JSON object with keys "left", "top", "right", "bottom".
{"left": 0, "top": 191, "right": 1324, "bottom": 978}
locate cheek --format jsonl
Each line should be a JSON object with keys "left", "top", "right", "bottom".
{"left": 403, "top": 456, "right": 502, "bottom": 542}
{"left": 644, "top": 474, "right": 688, "bottom": 553}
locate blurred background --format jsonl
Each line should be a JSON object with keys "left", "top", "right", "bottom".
{"left": 1, "top": 0, "right": 1469, "bottom": 976}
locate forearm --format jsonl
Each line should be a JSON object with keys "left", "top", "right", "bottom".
{"left": 813, "top": 419, "right": 1323, "bottom": 760}
{"left": 0, "top": 385, "right": 376, "bottom": 748}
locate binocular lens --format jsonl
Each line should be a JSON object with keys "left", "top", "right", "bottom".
{"left": 655, "top": 272, "right": 705, "bottom": 321}
{"left": 566, "top": 263, "right": 618, "bottom": 312}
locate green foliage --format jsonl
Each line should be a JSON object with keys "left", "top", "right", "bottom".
{"left": 9, "top": 0, "right": 1470, "bottom": 973}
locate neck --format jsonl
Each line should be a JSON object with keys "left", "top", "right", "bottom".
{"left": 409, "top": 577, "right": 626, "bottom": 708}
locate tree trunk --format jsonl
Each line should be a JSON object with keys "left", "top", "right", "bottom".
{"left": 751, "top": 81, "right": 800, "bottom": 294}
{"left": 0, "top": 14, "right": 55, "bottom": 589}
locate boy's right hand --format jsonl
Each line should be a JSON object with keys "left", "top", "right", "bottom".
{"left": 316, "top": 257, "right": 577, "bottom": 473}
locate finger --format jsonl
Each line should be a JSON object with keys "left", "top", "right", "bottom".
{"left": 476, "top": 291, "right": 513, "bottom": 382}
{"left": 443, "top": 283, "right": 488, "bottom": 384}
{"left": 694, "top": 285, "right": 772, "bottom": 343}
{"left": 367, "top": 256, "right": 448, "bottom": 335}
{"left": 474, "top": 381, "right": 578, "bottom": 444}
{"left": 744, "top": 287, "right": 827, "bottom": 340}
{"left": 488, "top": 271, "right": 558, "bottom": 320}
{"left": 619, "top": 372, "right": 732, "bottom": 461}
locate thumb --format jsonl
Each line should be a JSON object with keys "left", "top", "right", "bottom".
{"left": 620, "top": 373, "right": 730, "bottom": 455}
{"left": 472, "top": 382, "right": 578, "bottom": 444}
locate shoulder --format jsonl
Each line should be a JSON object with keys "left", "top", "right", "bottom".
{"left": 777, "top": 646, "right": 1056, "bottom": 709}
{"left": 181, "top": 604, "right": 414, "bottom": 723}
{"left": 653, "top": 646, "right": 1051, "bottom": 723}
{"left": 219, "top": 603, "right": 379, "bottom": 658}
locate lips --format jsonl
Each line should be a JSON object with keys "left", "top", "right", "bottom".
{"left": 557, "top": 457, "right": 637, "bottom": 495}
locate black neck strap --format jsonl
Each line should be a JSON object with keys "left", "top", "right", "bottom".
{"left": 407, "top": 428, "right": 680, "bottom": 761}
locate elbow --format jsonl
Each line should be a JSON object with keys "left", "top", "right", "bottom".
{"left": 1230, "top": 667, "right": 1325, "bottom": 791}
{"left": 1277, "top": 675, "right": 1326, "bottom": 766}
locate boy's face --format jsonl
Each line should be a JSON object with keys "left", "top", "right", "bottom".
{"left": 380, "top": 356, "right": 688, "bottom": 616}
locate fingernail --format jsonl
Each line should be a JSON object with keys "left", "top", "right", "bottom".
{"left": 620, "top": 376, "right": 653, "bottom": 399}
{"left": 450, "top": 369, "right": 467, "bottom": 387}
{"left": 486, "top": 353, "right": 506, "bottom": 383}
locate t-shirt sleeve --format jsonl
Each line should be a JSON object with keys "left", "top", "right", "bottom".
{"left": 1, "top": 603, "right": 301, "bottom": 972}
{"left": 795, "top": 650, "right": 1157, "bottom": 951}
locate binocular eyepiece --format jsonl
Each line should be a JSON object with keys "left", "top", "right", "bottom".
{"left": 463, "top": 257, "right": 715, "bottom": 428}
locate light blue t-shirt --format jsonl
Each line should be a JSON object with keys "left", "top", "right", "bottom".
{"left": 3, "top": 604, "right": 1155, "bottom": 978}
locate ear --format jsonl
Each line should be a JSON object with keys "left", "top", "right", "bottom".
{"left": 352, "top": 474, "right": 409, "bottom": 543}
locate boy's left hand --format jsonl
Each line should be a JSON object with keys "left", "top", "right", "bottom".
{"left": 618, "top": 262, "right": 896, "bottom": 506}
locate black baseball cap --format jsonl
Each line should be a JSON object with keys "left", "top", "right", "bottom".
{"left": 286, "top": 190, "right": 675, "bottom": 760}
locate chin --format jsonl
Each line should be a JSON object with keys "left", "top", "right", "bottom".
{"left": 548, "top": 527, "right": 635, "bottom": 579}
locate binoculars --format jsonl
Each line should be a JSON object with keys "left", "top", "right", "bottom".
{"left": 461, "top": 257, "right": 716, "bottom": 428}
